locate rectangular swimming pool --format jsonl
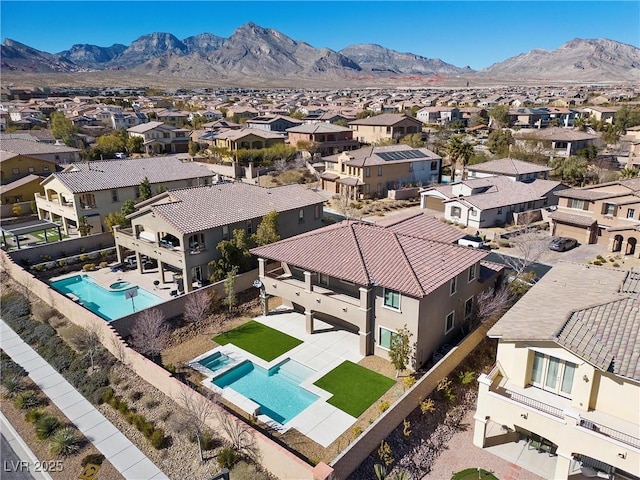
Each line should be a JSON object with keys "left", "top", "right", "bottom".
{"left": 50, "top": 274, "right": 164, "bottom": 321}
{"left": 213, "top": 359, "right": 318, "bottom": 424}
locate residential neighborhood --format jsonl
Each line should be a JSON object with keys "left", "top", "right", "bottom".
{"left": 1, "top": 75, "right": 640, "bottom": 480}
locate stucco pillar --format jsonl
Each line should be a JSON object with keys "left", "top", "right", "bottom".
{"left": 305, "top": 310, "right": 314, "bottom": 334}
{"left": 359, "top": 287, "right": 374, "bottom": 355}
{"left": 473, "top": 375, "right": 493, "bottom": 448}
{"left": 472, "top": 414, "right": 489, "bottom": 448}
{"left": 304, "top": 271, "right": 312, "bottom": 293}
{"left": 159, "top": 262, "right": 166, "bottom": 284}
{"left": 61, "top": 217, "right": 69, "bottom": 235}
{"left": 552, "top": 450, "right": 573, "bottom": 480}
{"left": 258, "top": 258, "right": 266, "bottom": 278}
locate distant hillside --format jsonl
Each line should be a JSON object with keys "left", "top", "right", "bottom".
{"left": 482, "top": 38, "right": 640, "bottom": 82}
{"left": 2, "top": 27, "right": 638, "bottom": 84}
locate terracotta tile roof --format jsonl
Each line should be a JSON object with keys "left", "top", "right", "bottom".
{"left": 467, "top": 158, "right": 552, "bottom": 176}
{"left": 251, "top": 221, "right": 490, "bottom": 298}
{"left": 549, "top": 211, "right": 597, "bottom": 227}
{"left": 148, "top": 182, "right": 325, "bottom": 235}
{"left": 376, "top": 212, "right": 466, "bottom": 244}
{"left": 42, "top": 157, "right": 212, "bottom": 193}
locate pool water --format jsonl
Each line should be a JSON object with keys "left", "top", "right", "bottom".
{"left": 213, "top": 359, "right": 318, "bottom": 424}
{"left": 51, "top": 275, "right": 163, "bottom": 321}
{"left": 198, "top": 352, "right": 234, "bottom": 372}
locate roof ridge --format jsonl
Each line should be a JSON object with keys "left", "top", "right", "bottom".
{"left": 390, "top": 232, "right": 426, "bottom": 297}
{"left": 349, "top": 223, "right": 373, "bottom": 285}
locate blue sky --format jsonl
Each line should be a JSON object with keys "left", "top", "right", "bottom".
{"left": 1, "top": 1, "right": 638, "bottom": 70}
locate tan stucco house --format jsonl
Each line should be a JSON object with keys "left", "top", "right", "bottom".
{"left": 251, "top": 213, "right": 504, "bottom": 366}
{"left": 348, "top": 114, "right": 423, "bottom": 144}
{"left": 114, "top": 182, "right": 326, "bottom": 293}
{"left": 127, "top": 121, "right": 190, "bottom": 155}
{"left": 474, "top": 262, "right": 639, "bottom": 480}
{"left": 287, "top": 123, "right": 359, "bottom": 156}
{"left": 35, "top": 157, "right": 213, "bottom": 235}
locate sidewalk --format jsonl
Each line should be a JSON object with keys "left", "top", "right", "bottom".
{"left": 0, "top": 320, "right": 169, "bottom": 480}
{"left": 1, "top": 411, "right": 53, "bottom": 480}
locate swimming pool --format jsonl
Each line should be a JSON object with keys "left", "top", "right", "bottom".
{"left": 197, "top": 351, "right": 235, "bottom": 372}
{"left": 213, "top": 359, "right": 318, "bottom": 424}
{"left": 50, "top": 274, "right": 163, "bottom": 321}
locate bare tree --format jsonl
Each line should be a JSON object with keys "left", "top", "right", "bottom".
{"left": 110, "top": 335, "right": 128, "bottom": 366}
{"left": 71, "top": 320, "right": 102, "bottom": 371}
{"left": 474, "top": 287, "right": 514, "bottom": 326}
{"left": 216, "top": 411, "right": 259, "bottom": 462}
{"left": 131, "top": 308, "right": 169, "bottom": 361}
{"left": 503, "top": 229, "right": 549, "bottom": 280}
{"left": 223, "top": 266, "right": 238, "bottom": 312}
{"left": 176, "top": 386, "right": 219, "bottom": 463}
{"left": 183, "top": 290, "right": 212, "bottom": 324}
{"left": 332, "top": 189, "right": 363, "bottom": 222}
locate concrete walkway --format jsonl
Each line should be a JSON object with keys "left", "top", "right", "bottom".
{"left": 0, "top": 320, "right": 168, "bottom": 480}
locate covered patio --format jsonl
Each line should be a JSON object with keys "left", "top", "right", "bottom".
{"left": 1, "top": 219, "right": 63, "bottom": 250}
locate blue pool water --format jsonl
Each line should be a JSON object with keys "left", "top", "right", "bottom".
{"left": 213, "top": 360, "right": 318, "bottom": 424}
{"left": 198, "top": 352, "right": 234, "bottom": 372}
{"left": 50, "top": 274, "right": 163, "bottom": 321}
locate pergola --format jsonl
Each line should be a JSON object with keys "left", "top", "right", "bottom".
{"left": 1, "top": 219, "right": 62, "bottom": 250}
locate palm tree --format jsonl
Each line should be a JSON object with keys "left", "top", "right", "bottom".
{"left": 447, "top": 135, "right": 475, "bottom": 181}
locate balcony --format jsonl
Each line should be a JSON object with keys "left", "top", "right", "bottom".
{"left": 478, "top": 367, "right": 640, "bottom": 471}
{"left": 114, "top": 228, "right": 183, "bottom": 267}
{"left": 263, "top": 267, "right": 366, "bottom": 330}
{"left": 35, "top": 193, "right": 77, "bottom": 217}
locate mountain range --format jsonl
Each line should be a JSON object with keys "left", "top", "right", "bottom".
{"left": 1, "top": 22, "right": 638, "bottom": 84}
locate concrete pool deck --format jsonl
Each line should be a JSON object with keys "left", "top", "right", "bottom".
{"left": 196, "top": 310, "right": 367, "bottom": 447}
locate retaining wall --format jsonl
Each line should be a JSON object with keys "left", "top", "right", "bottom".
{"left": 1, "top": 251, "right": 328, "bottom": 480}
{"left": 7, "top": 232, "right": 114, "bottom": 264}
{"left": 1, "top": 201, "right": 33, "bottom": 218}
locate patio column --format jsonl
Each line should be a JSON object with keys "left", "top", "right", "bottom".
{"left": 135, "top": 251, "right": 143, "bottom": 273}
{"left": 305, "top": 310, "right": 314, "bottom": 334}
{"left": 304, "top": 271, "right": 312, "bottom": 293}
{"left": 159, "top": 262, "right": 166, "bottom": 284}
{"left": 359, "top": 287, "right": 374, "bottom": 356}
{"left": 61, "top": 217, "right": 69, "bottom": 235}
{"left": 552, "top": 450, "right": 573, "bottom": 480}
{"left": 258, "top": 258, "right": 266, "bottom": 278}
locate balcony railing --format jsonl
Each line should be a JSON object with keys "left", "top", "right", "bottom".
{"left": 506, "top": 390, "right": 564, "bottom": 419}
{"left": 579, "top": 418, "right": 640, "bottom": 450}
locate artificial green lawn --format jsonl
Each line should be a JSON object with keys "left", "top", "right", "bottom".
{"left": 213, "top": 320, "right": 302, "bottom": 361}
{"left": 313, "top": 360, "right": 395, "bottom": 417}
{"left": 451, "top": 468, "right": 498, "bottom": 480}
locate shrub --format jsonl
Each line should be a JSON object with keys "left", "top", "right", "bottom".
{"left": 14, "top": 390, "right": 44, "bottom": 410}
{"left": 497, "top": 238, "right": 511, "bottom": 248}
{"left": 81, "top": 453, "right": 105, "bottom": 467}
{"left": 79, "top": 254, "right": 88, "bottom": 262}
{"left": 593, "top": 260, "right": 603, "bottom": 266}
{"left": 402, "top": 376, "right": 416, "bottom": 390}
{"left": 199, "top": 431, "right": 216, "bottom": 451}
{"left": 458, "top": 370, "right": 476, "bottom": 385}
{"left": 351, "top": 426, "right": 363, "bottom": 439}
{"left": 48, "top": 427, "right": 82, "bottom": 457}
{"left": 613, "top": 263, "right": 620, "bottom": 267}
{"left": 99, "top": 262, "right": 109, "bottom": 269}
{"left": 82, "top": 263, "right": 96, "bottom": 272}
{"left": 420, "top": 398, "right": 436, "bottom": 414}
{"left": 596, "top": 255, "right": 605, "bottom": 261}
{"left": 217, "top": 446, "right": 238, "bottom": 469}
{"left": 36, "top": 415, "right": 61, "bottom": 440}
{"left": 128, "top": 391, "right": 143, "bottom": 402}
{"left": 378, "top": 400, "right": 390, "bottom": 413}
{"left": 25, "top": 408, "right": 45, "bottom": 424}
{"left": 230, "top": 461, "right": 273, "bottom": 480}
{"left": 1, "top": 293, "right": 31, "bottom": 322}
{"left": 149, "top": 429, "right": 166, "bottom": 449}
{"left": 144, "top": 399, "right": 159, "bottom": 410}
{"left": 57, "top": 260, "right": 67, "bottom": 267}
{"left": 2, "top": 374, "right": 27, "bottom": 397}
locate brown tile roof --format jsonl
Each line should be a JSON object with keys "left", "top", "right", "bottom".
{"left": 549, "top": 211, "right": 597, "bottom": 227}
{"left": 514, "top": 127, "right": 597, "bottom": 142}
{"left": 324, "top": 144, "right": 440, "bottom": 167}
{"left": 286, "top": 123, "right": 351, "bottom": 134}
{"left": 251, "top": 221, "right": 491, "bottom": 298}
{"left": 375, "top": 212, "right": 466, "bottom": 244}
{"left": 0, "top": 138, "right": 80, "bottom": 156}
{"left": 147, "top": 182, "right": 325, "bottom": 235}
{"left": 554, "top": 188, "right": 619, "bottom": 200}
{"left": 214, "top": 128, "right": 285, "bottom": 141}
{"left": 349, "top": 113, "right": 421, "bottom": 127}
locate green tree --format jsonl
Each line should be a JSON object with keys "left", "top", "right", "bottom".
{"left": 121, "top": 199, "right": 136, "bottom": 218}
{"left": 208, "top": 229, "right": 254, "bottom": 282}
{"left": 550, "top": 156, "right": 588, "bottom": 186}
{"left": 614, "top": 106, "right": 640, "bottom": 132}
{"left": 127, "top": 136, "right": 144, "bottom": 154}
{"left": 486, "top": 129, "right": 514, "bottom": 156}
{"left": 334, "top": 118, "right": 349, "bottom": 127}
{"left": 576, "top": 145, "right": 598, "bottom": 161}
{"left": 489, "top": 105, "right": 510, "bottom": 128}
{"left": 468, "top": 113, "right": 488, "bottom": 128}
{"left": 223, "top": 266, "right": 239, "bottom": 312}
{"left": 188, "top": 141, "right": 200, "bottom": 157}
{"left": 399, "top": 133, "right": 425, "bottom": 148}
{"left": 139, "top": 177, "right": 152, "bottom": 201}
{"left": 574, "top": 117, "right": 587, "bottom": 131}
{"left": 104, "top": 212, "right": 127, "bottom": 234}
{"left": 356, "top": 110, "right": 374, "bottom": 120}
{"left": 252, "top": 211, "right": 280, "bottom": 246}
{"left": 287, "top": 109, "right": 304, "bottom": 120}
{"left": 77, "top": 216, "right": 93, "bottom": 237}
{"left": 620, "top": 168, "right": 639, "bottom": 179}
{"left": 50, "top": 112, "right": 78, "bottom": 147}
{"left": 388, "top": 325, "right": 413, "bottom": 378}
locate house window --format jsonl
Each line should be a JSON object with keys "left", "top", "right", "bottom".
{"left": 43, "top": 166, "right": 50, "bottom": 172}
{"left": 383, "top": 288, "right": 401, "bottom": 310}
{"left": 409, "top": 163, "right": 413, "bottom": 172}
{"left": 450, "top": 276, "right": 457, "bottom": 296}
{"left": 28, "top": 167, "right": 35, "bottom": 173}
{"left": 602, "top": 203, "right": 616, "bottom": 216}
{"left": 464, "top": 297, "right": 474, "bottom": 320}
{"left": 188, "top": 233, "right": 205, "bottom": 251}
{"left": 365, "top": 167, "right": 371, "bottom": 178}
{"left": 314, "top": 204, "right": 321, "bottom": 219}
{"left": 470, "top": 208, "right": 477, "bottom": 217}
{"left": 468, "top": 264, "right": 476, "bottom": 282}
{"left": 451, "top": 206, "right": 461, "bottom": 218}
{"left": 530, "top": 351, "right": 577, "bottom": 397}
{"left": 298, "top": 209, "right": 305, "bottom": 223}
{"left": 134, "top": 186, "right": 140, "bottom": 198}
{"left": 445, "top": 311, "right": 455, "bottom": 334}
{"left": 222, "top": 225, "right": 229, "bottom": 240}
{"left": 111, "top": 189, "right": 118, "bottom": 202}
{"left": 497, "top": 207, "right": 503, "bottom": 214}
{"left": 627, "top": 208, "right": 635, "bottom": 219}
{"left": 430, "top": 161, "right": 438, "bottom": 170}
{"left": 12, "top": 168, "right": 19, "bottom": 174}
{"left": 379, "top": 327, "right": 395, "bottom": 350}
{"left": 377, "top": 166, "right": 383, "bottom": 176}
{"left": 568, "top": 198, "right": 588, "bottom": 210}
{"left": 247, "top": 221, "right": 253, "bottom": 235}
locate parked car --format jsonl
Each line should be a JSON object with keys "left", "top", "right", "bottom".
{"left": 457, "top": 234, "right": 490, "bottom": 250}
{"left": 549, "top": 237, "right": 578, "bottom": 252}
{"left": 114, "top": 152, "right": 127, "bottom": 159}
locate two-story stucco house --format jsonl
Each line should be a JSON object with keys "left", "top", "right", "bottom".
{"left": 474, "top": 262, "right": 639, "bottom": 480}
{"left": 466, "top": 158, "right": 552, "bottom": 182}
{"left": 126, "top": 121, "right": 190, "bottom": 155}
{"left": 421, "top": 176, "right": 566, "bottom": 228}
{"left": 348, "top": 114, "right": 423, "bottom": 145}
{"left": 251, "top": 213, "right": 504, "bottom": 367}
{"left": 287, "top": 123, "right": 359, "bottom": 156}
{"left": 212, "top": 128, "right": 285, "bottom": 151}
{"left": 320, "top": 144, "right": 441, "bottom": 199}
{"left": 550, "top": 178, "right": 640, "bottom": 255}
{"left": 113, "top": 182, "right": 326, "bottom": 293}
{"left": 0, "top": 138, "right": 81, "bottom": 165}
{"left": 245, "top": 115, "right": 303, "bottom": 133}
{"left": 35, "top": 157, "right": 213, "bottom": 235}
{"left": 513, "top": 127, "right": 598, "bottom": 159}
